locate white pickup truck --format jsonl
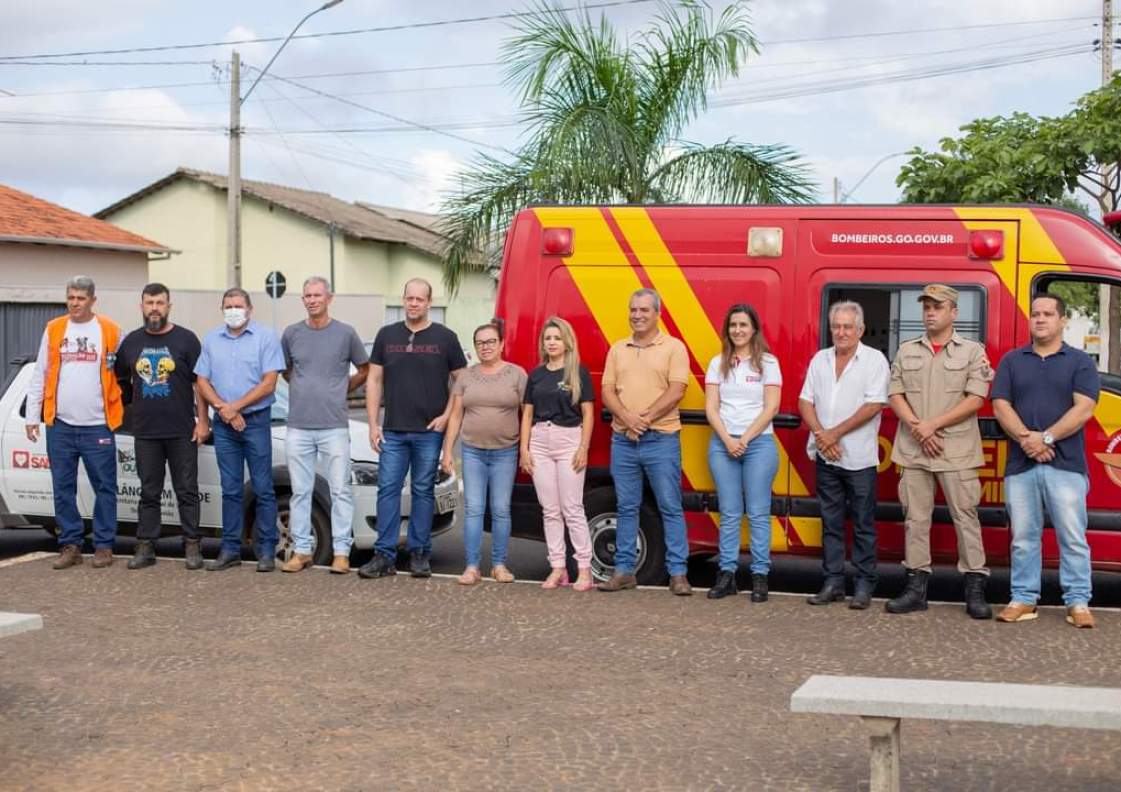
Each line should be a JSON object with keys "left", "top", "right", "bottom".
{"left": 0, "top": 360, "right": 461, "bottom": 564}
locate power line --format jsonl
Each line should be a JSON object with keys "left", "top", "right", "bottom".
{"left": 0, "top": 0, "right": 655, "bottom": 61}
{"left": 763, "top": 15, "right": 1099, "bottom": 46}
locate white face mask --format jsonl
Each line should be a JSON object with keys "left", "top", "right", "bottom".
{"left": 223, "top": 307, "right": 248, "bottom": 329}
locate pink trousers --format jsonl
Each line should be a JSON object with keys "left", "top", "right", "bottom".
{"left": 529, "top": 422, "right": 593, "bottom": 569}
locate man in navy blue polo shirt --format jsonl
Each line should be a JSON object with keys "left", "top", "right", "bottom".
{"left": 195, "top": 288, "right": 286, "bottom": 572}
{"left": 991, "top": 293, "right": 1100, "bottom": 628}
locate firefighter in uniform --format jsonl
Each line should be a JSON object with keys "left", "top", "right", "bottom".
{"left": 885, "top": 284, "right": 994, "bottom": 619}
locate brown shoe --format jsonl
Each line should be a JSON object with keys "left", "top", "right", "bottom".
{"left": 53, "top": 544, "right": 83, "bottom": 570}
{"left": 597, "top": 573, "right": 638, "bottom": 592}
{"left": 281, "top": 553, "right": 314, "bottom": 573}
{"left": 91, "top": 548, "right": 114, "bottom": 568}
{"left": 996, "top": 602, "right": 1038, "bottom": 623}
{"left": 330, "top": 555, "right": 350, "bottom": 575}
{"left": 1066, "top": 605, "right": 1096, "bottom": 629}
{"left": 669, "top": 575, "right": 693, "bottom": 596}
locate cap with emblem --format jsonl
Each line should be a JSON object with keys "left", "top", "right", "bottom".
{"left": 917, "top": 284, "right": 959, "bottom": 304}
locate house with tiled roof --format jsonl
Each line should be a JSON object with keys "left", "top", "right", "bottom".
{"left": 0, "top": 182, "right": 172, "bottom": 379}
{"left": 96, "top": 168, "right": 494, "bottom": 349}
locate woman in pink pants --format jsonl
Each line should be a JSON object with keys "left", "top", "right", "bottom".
{"left": 520, "top": 317, "right": 595, "bottom": 591}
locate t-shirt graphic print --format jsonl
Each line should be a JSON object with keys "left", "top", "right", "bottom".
{"left": 135, "top": 346, "right": 175, "bottom": 399}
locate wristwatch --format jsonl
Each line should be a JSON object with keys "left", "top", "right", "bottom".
{"left": 1042, "top": 432, "right": 1055, "bottom": 447}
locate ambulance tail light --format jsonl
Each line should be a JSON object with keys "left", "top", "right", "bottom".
{"left": 748, "top": 227, "right": 783, "bottom": 257}
{"left": 1103, "top": 210, "right": 1121, "bottom": 230}
{"left": 969, "top": 229, "right": 1003, "bottom": 259}
{"left": 542, "top": 227, "right": 573, "bottom": 256}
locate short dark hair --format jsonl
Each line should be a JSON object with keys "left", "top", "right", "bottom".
{"left": 142, "top": 282, "right": 170, "bottom": 299}
{"left": 1033, "top": 292, "right": 1067, "bottom": 316}
{"left": 473, "top": 322, "right": 503, "bottom": 343}
{"left": 221, "top": 287, "right": 252, "bottom": 308}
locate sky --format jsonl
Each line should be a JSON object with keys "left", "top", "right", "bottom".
{"left": 0, "top": 0, "right": 1109, "bottom": 217}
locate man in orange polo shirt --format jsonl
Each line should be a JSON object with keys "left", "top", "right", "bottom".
{"left": 598, "top": 288, "right": 692, "bottom": 595}
{"left": 25, "top": 276, "right": 123, "bottom": 570}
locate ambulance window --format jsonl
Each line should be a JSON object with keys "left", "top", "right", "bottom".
{"left": 821, "top": 285, "right": 984, "bottom": 361}
{"left": 1035, "top": 275, "right": 1121, "bottom": 380}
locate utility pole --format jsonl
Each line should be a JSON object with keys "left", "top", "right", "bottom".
{"left": 227, "top": 51, "right": 242, "bottom": 288}
{"left": 833, "top": 177, "right": 841, "bottom": 203}
{"left": 1101, "top": 0, "right": 1119, "bottom": 373}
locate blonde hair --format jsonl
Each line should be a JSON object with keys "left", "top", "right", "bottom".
{"left": 538, "top": 316, "right": 582, "bottom": 405}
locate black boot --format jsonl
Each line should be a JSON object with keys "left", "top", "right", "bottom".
{"left": 409, "top": 550, "right": 432, "bottom": 578}
{"left": 885, "top": 569, "right": 929, "bottom": 613}
{"left": 127, "top": 540, "right": 156, "bottom": 570}
{"left": 357, "top": 553, "right": 397, "bottom": 579}
{"left": 184, "top": 539, "right": 203, "bottom": 571}
{"left": 963, "top": 572, "right": 993, "bottom": 620}
{"left": 807, "top": 579, "right": 846, "bottom": 606}
{"left": 849, "top": 581, "right": 874, "bottom": 610}
{"left": 707, "top": 570, "right": 738, "bottom": 599}
{"left": 750, "top": 573, "right": 768, "bottom": 603}
{"left": 206, "top": 549, "right": 242, "bottom": 571}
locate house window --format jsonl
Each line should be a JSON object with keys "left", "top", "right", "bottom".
{"left": 821, "top": 284, "right": 985, "bottom": 362}
{"left": 384, "top": 305, "right": 445, "bottom": 325}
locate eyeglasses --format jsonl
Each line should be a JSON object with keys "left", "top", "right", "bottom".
{"left": 406, "top": 332, "right": 415, "bottom": 353}
{"left": 475, "top": 338, "right": 500, "bottom": 348}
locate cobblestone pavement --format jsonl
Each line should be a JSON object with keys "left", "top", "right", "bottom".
{"left": 1, "top": 555, "right": 1118, "bottom": 791}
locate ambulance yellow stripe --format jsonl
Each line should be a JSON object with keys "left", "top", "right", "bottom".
{"left": 952, "top": 207, "right": 1121, "bottom": 439}
{"left": 609, "top": 207, "right": 812, "bottom": 549}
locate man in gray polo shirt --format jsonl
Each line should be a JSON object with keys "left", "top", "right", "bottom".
{"left": 280, "top": 276, "right": 369, "bottom": 574}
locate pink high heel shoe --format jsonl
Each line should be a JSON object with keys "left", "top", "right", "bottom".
{"left": 541, "top": 568, "right": 570, "bottom": 589}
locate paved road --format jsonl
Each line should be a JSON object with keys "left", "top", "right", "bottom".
{"left": 4, "top": 525, "right": 1120, "bottom": 607}
{"left": 0, "top": 553, "right": 1118, "bottom": 791}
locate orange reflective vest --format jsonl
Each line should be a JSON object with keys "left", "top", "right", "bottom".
{"left": 42, "top": 314, "right": 123, "bottom": 430}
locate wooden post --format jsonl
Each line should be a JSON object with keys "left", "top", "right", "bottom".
{"left": 861, "top": 716, "right": 901, "bottom": 792}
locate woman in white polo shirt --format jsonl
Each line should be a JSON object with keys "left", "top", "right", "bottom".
{"left": 704, "top": 303, "right": 781, "bottom": 603}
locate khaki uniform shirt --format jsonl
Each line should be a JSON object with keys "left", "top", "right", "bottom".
{"left": 889, "top": 332, "right": 993, "bottom": 471}
{"left": 602, "top": 331, "right": 690, "bottom": 433}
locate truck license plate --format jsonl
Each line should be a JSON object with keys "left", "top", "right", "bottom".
{"left": 436, "top": 491, "right": 457, "bottom": 514}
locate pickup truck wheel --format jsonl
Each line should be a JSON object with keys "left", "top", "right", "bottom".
{"left": 258, "top": 492, "right": 333, "bottom": 566}
{"left": 583, "top": 487, "right": 667, "bottom": 586}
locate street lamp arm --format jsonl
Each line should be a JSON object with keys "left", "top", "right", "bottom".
{"left": 241, "top": 0, "right": 343, "bottom": 105}
{"left": 841, "top": 151, "right": 909, "bottom": 203}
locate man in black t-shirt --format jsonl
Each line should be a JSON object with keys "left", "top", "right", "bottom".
{"left": 359, "top": 278, "right": 466, "bottom": 579}
{"left": 114, "top": 283, "right": 209, "bottom": 570}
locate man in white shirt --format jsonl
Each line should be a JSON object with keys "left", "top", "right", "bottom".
{"left": 798, "top": 301, "right": 889, "bottom": 609}
{"left": 25, "top": 275, "right": 124, "bottom": 570}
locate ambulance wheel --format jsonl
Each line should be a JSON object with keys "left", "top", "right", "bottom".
{"left": 583, "top": 487, "right": 668, "bottom": 586}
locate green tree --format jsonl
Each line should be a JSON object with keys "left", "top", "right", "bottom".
{"left": 439, "top": 0, "right": 814, "bottom": 291}
{"left": 897, "top": 76, "right": 1121, "bottom": 371}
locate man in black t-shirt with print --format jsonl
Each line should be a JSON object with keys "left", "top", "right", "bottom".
{"left": 115, "top": 283, "right": 210, "bottom": 570}
{"left": 359, "top": 278, "right": 467, "bottom": 579}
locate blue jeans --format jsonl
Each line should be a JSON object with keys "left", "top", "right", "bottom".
{"left": 286, "top": 427, "right": 353, "bottom": 556}
{"left": 707, "top": 433, "right": 779, "bottom": 574}
{"left": 213, "top": 409, "right": 276, "bottom": 556}
{"left": 46, "top": 420, "right": 117, "bottom": 549}
{"left": 610, "top": 431, "right": 689, "bottom": 577}
{"left": 1006, "top": 465, "right": 1092, "bottom": 607}
{"left": 375, "top": 430, "right": 443, "bottom": 558}
{"left": 461, "top": 443, "right": 518, "bottom": 568}
{"left": 815, "top": 458, "right": 878, "bottom": 586}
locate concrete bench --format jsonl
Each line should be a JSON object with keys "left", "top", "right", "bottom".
{"left": 791, "top": 674, "right": 1121, "bottom": 792}
{"left": 0, "top": 612, "right": 43, "bottom": 639}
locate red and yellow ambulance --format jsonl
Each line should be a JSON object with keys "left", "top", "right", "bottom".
{"left": 495, "top": 205, "right": 1121, "bottom": 584}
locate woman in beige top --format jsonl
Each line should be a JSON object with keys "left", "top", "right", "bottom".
{"left": 442, "top": 323, "right": 527, "bottom": 585}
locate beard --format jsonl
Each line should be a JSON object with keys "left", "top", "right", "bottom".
{"left": 146, "top": 314, "right": 168, "bottom": 332}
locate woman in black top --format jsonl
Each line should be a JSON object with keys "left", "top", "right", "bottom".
{"left": 519, "top": 317, "right": 596, "bottom": 590}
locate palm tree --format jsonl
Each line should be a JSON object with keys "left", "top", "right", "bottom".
{"left": 439, "top": 0, "right": 815, "bottom": 291}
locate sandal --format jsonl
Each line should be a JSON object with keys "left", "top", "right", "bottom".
{"left": 541, "top": 568, "right": 570, "bottom": 590}
{"left": 457, "top": 567, "right": 482, "bottom": 586}
{"left": 492, "top": 564, "right": 515, "bottom": 583}
{"left": 572, "top": 569, "right": 595, "bottom": 592}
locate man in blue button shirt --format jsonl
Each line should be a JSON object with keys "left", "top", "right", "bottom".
{"left": 991, "top": 293, "right": 1101, "bottom": 628}
{"left": 194, "top": 288, "right": 287, "bottom": 572}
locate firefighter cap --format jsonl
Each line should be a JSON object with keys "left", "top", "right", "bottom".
{"left": 918, "top": 284, "right": 959, "bottom": 304}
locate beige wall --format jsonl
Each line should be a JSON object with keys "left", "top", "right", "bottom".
{"left": 0, "top": 241, "right": 151, "bottom": 321}
{"left": 102, "top": 178, "right": 497, "bottom": 353}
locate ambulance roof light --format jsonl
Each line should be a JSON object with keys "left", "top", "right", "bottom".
{"left": 748, "top": 227, "right": 783, "bottom": 257}
{"left": 542, "top": 227, "right": 573, "bottom": 256}
{"left": 968, "top": 229, "right": 1003, "bottom": 260}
